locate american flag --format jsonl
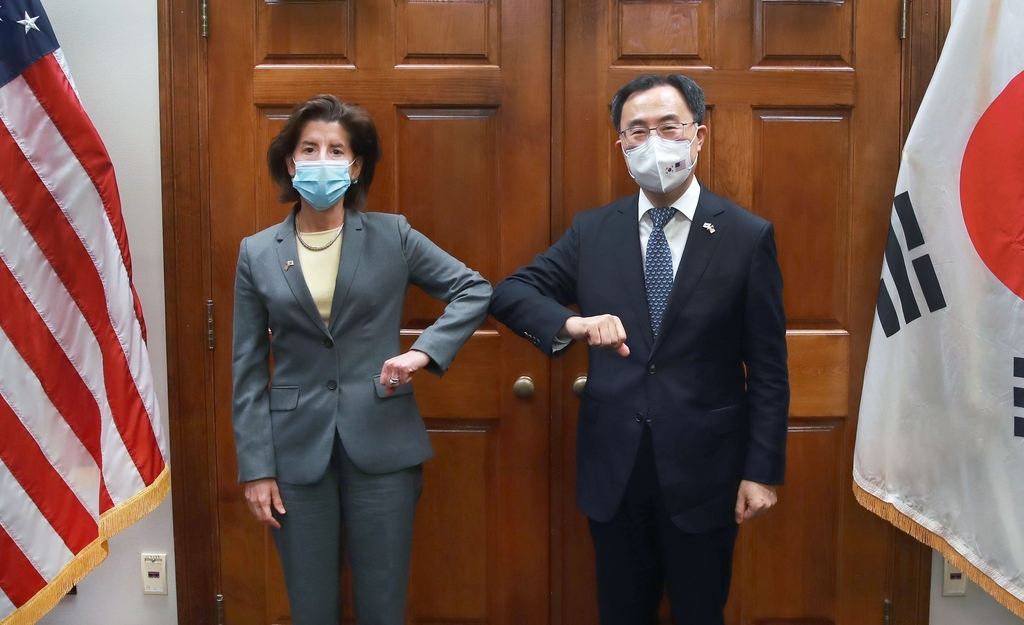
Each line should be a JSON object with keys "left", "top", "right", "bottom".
{"left": 0, "top": 1, "right": 169, "bottom": 622}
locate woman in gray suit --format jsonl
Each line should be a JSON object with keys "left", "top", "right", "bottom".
{"left": 231, "top": 95, "right": 491, "bottom": 625}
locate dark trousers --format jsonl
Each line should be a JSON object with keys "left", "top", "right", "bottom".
{"left": 272, "top": 434, "right": 423, "bottom": 625}
{"left": 588, "top": 425, "right": 739, "bottom": 625}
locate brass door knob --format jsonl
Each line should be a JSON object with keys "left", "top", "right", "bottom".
{"left": 512, "top": 375, "right": 535, "bottom": 399}
{"left": 572, "top": 375, "right": 587, "bottom": 397}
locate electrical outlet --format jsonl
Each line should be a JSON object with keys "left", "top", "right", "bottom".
{"left": 942, "top": 557, "right": 967, "bottom": 596}
{"left": 141, "top": 553, "right": 167, "bottom": 595}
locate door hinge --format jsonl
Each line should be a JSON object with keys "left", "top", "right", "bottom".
{"left": 206, "top": 300, "right": 215, "bottom": 350}
{"left": 216, "top": 593, "right": 225, "bottom": 625}
{"left": 201, "top": 0, "right": 209, "bottom": 37}
{"left": 884, "top": 598, "right": 892, "bottom": 625}
{"left": 900, "top": 0, "right": 908, "bottom": 39}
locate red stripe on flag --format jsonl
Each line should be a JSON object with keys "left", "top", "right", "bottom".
{"left": 0, "top": 525, "right": 47, "bottom": 608}
{"left": 0, "top": 396, "right": 97, "bottom": 554}
{"left": 99, "top": 482, "right": 114, "bottom": 514}
{"left": 0, "top": 125, "right": 164, "bottom": 486}
{"left": 0, "top": 259, "right": 104, "bottom": 470}
{"left": 21, "top": 54, "right": 148, "bottom": 341}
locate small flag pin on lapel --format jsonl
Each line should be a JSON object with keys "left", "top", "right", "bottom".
{"left": 284, "top": 260, "right": 295, "bottom": 271}
{"left": 703, "top": 222, "right": 715, "bottom": 234}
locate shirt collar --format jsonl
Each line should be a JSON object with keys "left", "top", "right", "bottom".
{"left": 637, "top": 178, "right": 701, "bottom": 223}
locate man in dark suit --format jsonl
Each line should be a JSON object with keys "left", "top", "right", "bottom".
{"left": 489, "top": 74, "right": 789, "bottom": 624}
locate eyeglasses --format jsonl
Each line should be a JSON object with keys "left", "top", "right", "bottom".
{"left": 619, "top": 121, "right": 697, "bottom": 148}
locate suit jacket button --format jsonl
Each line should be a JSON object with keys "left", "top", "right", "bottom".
{"left": 323, "top": 339, "right": 334, "bottom": 348}
{"left": 635, "top": 412, "right": 643, "bottom": 422}
{"left": 648, "top": 364, "right": 657, "bottom": 374}
{"left": 327, "top": 380, "right": 337, "bottom": 390}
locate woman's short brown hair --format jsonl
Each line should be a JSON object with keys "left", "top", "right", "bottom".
{"left": 267, "top": 95, "right": 382, "bottom": 210}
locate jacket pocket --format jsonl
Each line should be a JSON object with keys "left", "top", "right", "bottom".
{"left": 706, "top": 402, "right": 745, "bottom": 434}
{"left": 269, "top": 386, "right": 299, "bottom": 411}
{"left": 372, "top": 375, "right": 414, "bottom": 399}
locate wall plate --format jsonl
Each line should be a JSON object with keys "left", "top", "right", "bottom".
{"left": 141, "top": 553, "right": 168, "bottom": 595}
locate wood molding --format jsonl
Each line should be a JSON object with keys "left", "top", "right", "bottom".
{"left": 901, "top": 0, "right": 952, "bottom": 147}
{"left": 549, "top": 0, "right": 566, "bottom": 622}
{"left": 893, "top": 528, "right": 935, "bottom": 625}
{"left": 159, "top": 0, "right": 217, "bottom": 622}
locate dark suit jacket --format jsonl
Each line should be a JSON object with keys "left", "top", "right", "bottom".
{"left": 490, "top": 186, "right": 789, "bottom": 532}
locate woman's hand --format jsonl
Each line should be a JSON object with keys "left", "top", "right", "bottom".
{"left": 379, "top": 349, "right": 431, "bottom": 396}
{"left": 244, "top": 478, "right": 285, "bottom": 529}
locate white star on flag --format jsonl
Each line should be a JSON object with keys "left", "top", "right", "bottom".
{"left": 17, "top": 10, "right": 40, "bottom": 33}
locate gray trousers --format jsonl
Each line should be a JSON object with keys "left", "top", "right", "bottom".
{"left": 272, "top": 434, "right": 423, "bottom": 625}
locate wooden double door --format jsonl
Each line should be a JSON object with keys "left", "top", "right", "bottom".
{"left": 190, "top": 0, "right": 917, "bottom": 623}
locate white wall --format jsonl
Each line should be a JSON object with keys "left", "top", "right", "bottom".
{"left": 929, "top": 551, "right": 1023, "bottom": 625}
{"left": 36, "top": 0, "right": 176, "bottom": 624}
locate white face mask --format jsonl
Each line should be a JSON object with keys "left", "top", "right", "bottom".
{"left": 623, "top": 134, "right": 697, "bottom": 195}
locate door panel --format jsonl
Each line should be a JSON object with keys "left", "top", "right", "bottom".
{"left": 560, "top": 0, "right": 901, "bottom": 623}
{"left": 207, "top": 0, "right": 551, "bottom": 623}
{"left": 198, "top": 0, "right": 910, "bottom": 622}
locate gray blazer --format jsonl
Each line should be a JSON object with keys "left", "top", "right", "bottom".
{"left": 231, "top": 208, "right": 491, "bottom": 483}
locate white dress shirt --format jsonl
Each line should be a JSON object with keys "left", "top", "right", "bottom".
{"left": 638, "top": 178, "right": 701, "bottom": 279}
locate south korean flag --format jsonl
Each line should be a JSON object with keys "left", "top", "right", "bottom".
{"left": 853, "top": 0, "right": 1024, "bottom": 617}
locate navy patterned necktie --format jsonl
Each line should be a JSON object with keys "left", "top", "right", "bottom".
{"left": 645, "top": 206, "right": 678, "bottom": 337}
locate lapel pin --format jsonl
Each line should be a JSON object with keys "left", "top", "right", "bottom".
{"left": 703, "top": 222, "right": 715, "bottom": 234}
{"left": 284, "top": 260, "right": 295, "bottom": 271}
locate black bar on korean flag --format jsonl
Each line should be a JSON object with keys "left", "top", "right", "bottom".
{"left": 1015, "top": 417, "right": 1024, "bottom": 438}
{"left": 1015, "top": 357, "right": 1024, "bottom": 379}
{"left": 911, "top": 255, "right": 946, "bottom": 312}
{"left": 885, "top": 225, "right": 922, "bottom": 325}
{"left": 894, "top": 192, "right": 926, "bottom": 250}
{"left": 877, "top": 279, "right": 901, "bottom": 338}
{"left": 1015, "top": 387, "right": 1024, "bottom": 409}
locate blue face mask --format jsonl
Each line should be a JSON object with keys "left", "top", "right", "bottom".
{"left": 291, "top": 160, "right": 352, "bottom": 211}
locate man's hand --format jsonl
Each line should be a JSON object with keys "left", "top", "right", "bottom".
{"left": 561, "top": 315, "right": 630, "bottom": 357}
{"left": 734, "top": 480, "right": 777, "bottom": 524}
{"left": 244, "top": 478, "right": 285, "bottom": 529}
{"left": 379, "top": 349, "right": 431, "bottom": 396}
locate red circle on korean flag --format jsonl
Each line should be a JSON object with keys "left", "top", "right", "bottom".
{"left": 960, "top": 70, "right": 1024, "bottom": 300}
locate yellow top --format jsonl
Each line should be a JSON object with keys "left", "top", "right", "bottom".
{"left": 295, "top": 228, "right": 343, "bottom": 325}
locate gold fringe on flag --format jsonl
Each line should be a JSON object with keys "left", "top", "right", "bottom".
{"left": 854, "top": 481, "right": 1024, "bottom": 619}
{"left": 0, "top": 538, "right": 107, "bottom": 625}
{"left": 100, "top": 464, "right": 171, "bottom": 539}
{"left": 0, "top": 466, "right": 170, "bottom": 625}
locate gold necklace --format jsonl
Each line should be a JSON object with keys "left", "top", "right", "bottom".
{"left": 295, "top": 222, "right": 344, "bottom": 252}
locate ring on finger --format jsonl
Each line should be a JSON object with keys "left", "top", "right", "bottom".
{"left": 389, "top": 377, "right": 401, "bottom": 385}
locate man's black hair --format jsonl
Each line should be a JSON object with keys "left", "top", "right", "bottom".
{"left": 610, "top": 74, "right": 706, "bottom": 130}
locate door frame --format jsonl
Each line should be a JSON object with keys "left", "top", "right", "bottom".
{"left": 158, "top": 0, "right": 949, "bottom": 622}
